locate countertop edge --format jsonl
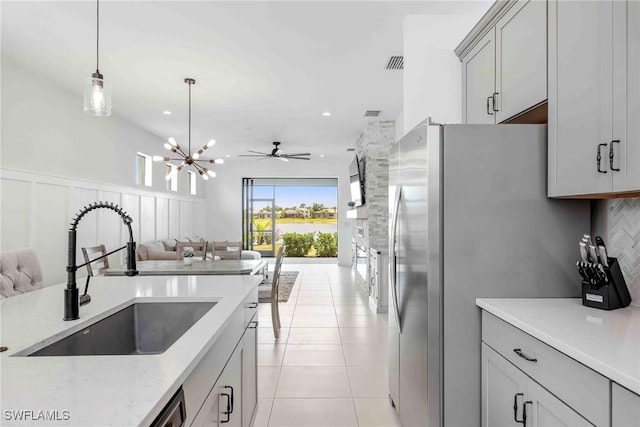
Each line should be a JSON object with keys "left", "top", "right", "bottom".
{"left": 476, "top": 298, "right": 640, "bottom": 395}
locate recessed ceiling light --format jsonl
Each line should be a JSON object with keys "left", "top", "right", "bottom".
{"left": 225, "top": 154, "right": 231, "bottom": 158}
{"left": 322, "top": 112, "right": 331, "bottom": 117}
{"left": 320, "top": 154, "right": 325, "bottom": 158}
{"left": 163, "top": 111, "right": 172, "bottom": 115}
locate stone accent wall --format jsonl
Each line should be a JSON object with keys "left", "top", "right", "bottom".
{"left": 351, "top": 121, "right": 395, "bottom": 289}
{"left": 604, "top": 197, "right": 640, "bottom": 307}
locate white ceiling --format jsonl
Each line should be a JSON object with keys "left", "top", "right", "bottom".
{"left": 2, "top": 1, "right": 491, "bottom": 159}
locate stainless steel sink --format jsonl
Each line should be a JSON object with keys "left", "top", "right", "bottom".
{"left": 27, "top": 301, "right": 216, "bottom": 356}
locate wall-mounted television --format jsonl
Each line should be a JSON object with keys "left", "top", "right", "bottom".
{"left": 349, "top": 155, "right": 365, "bottom": 207}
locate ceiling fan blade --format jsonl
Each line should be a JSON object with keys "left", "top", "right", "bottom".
{"left": 285, "top": 153, "right": 311, "bottom": 157}
{"left": 247, "top": 150, "right": 269, "bottom": 155}
{"left": 284, "top": 156, "right": 311, "bottom": 160}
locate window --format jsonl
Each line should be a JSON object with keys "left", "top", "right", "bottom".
{"left": 188, "top": 171, "right": 197, "bottom": 195}
{"left": 166, "top": 164, "right": 178, "bottom": 192}
{"left": 136, "top": 152, "right": 152, "bottom": 187}
{"left": 242, "top": 178, "right": 339, "bottom": 257}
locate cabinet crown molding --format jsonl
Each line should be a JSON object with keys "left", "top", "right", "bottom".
{"left": 454, "top": 0, "right": 518, "bottom": 60}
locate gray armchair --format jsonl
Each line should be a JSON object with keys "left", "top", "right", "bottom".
{"left": 0, "top": 248, "right": 44, "bottom": 299}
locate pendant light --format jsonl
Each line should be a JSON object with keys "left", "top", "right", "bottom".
{"left": 84, "top": 0, "right": 111, "bottom": 116}
{"left": 153, "top": 78, "right": 224, "bottom": 180}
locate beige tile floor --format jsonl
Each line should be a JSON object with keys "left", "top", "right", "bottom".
{"left": 254, "top": 264, "right": 401, "bottom": 427}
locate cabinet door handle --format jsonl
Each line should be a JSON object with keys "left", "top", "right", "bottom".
{"left": 225, "top": 385, "right": 235, "bottom": 414}
{"left": 248, "top": 320, "right": 259, "bottom": 329}
{"left": 597, "top": 143, "right": 608, "bottom": 174}
{"left": 513, "top": 393, "right": 525, "bottom": 424}
{"left": 523, "top": 400, "right": 533, "bottom": 425}
{"left": 247, "top": 302, "right": 259, "bottom": 308}
{"left": 492, "top": 92, "right": 499, "bottom": 112}
{"left": 513, "top": 348, "right": 538, "bottom": 362}
{"left": 486, "top": 96, "right": 494, "bottom": 115}
{"left": 220, "top": 392, "right": 231, "bottom": 423}
{"left": 609, "top": 140, "right": 621, "bottom": 171}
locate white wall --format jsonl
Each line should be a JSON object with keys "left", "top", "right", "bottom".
{"left": 204, "top": 156, "right": 353, "bottom": 266}
{"left": 402, "top": 12, "right": 487, "bottom": 135}
{"left": 1, "top": 54, "right": 203, "bottom": 197}
{"left": 1, "top": 55, "right": 206, "bottom": 285}
{"left": 0, "top": 169, "right": 205, "bottom": 286}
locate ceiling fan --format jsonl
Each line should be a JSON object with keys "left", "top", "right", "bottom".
{"left": 240, "top": 141, "right": 311, "bottom": 161}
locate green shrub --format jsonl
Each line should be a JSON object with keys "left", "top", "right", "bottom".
{"left": 315, "top": 232, "right": 338, "bottom": 257}
{"left": 282, "top": 232, "right": 314, "bottom": 257}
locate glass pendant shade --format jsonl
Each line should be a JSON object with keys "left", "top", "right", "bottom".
{"left": 84, "top": 72, "right": 111, "bottom": 116}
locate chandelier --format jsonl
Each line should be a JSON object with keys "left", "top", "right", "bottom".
{"left": 153, "top": 78, "right": 224, "bottom": 180}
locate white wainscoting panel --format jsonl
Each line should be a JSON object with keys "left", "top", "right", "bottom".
{"left": 70, "top": 187, "right": 100, "bottom": 268}
{"left": 156, "top": 198, "right": 169, "bottom": 242}
{"left": 98, "top": 190, "right": 124, "bottom": 269}
{"left": 169, "top": 199, "right": 180, "bottom": 239}
{"left": 179, "top": 201, "right": 191, "bottom": 238}
{"left": 35, "top": 182, "right": 67, "bottom": 285}
{"left": 140, "top": 195, "right": 156, "bottom": 243}
{"left": 121, "top": 193, "right": 141, "bottom": 243}
{"left": 0, "top": 168, "right": 205, "bottom": 286}
{"left": 0, "top": 179, "right": 31, "bottom": 250}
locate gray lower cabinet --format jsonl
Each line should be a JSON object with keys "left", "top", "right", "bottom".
{"left": 193, "top": 343, "right": 243, "bottom": 427}
{"left": 242, "top": 318, "right": 258, "bottom": 426}
{"left": 481, "top": 343, "right": 527, "bottom": 426}
{"left": 612, "top": 383, "right": 640, "bottom": 427}
{"left": 525, "top": 379, "right": 591, "bottom": 427}
{"left": 481, "top": 344, "right": 590, "bottom": 427}
{"left": 482, "top": 311, "right": 608, "bottom": 426}
{"left": 183, "top": 290, "right": 259, "bottom": 426}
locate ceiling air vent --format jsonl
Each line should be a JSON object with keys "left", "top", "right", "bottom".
{"left": 364, "top": 110, "right": 381, "bottom": 117}
{"left": 385, "top": 55, "right": 404, "bottom": 70}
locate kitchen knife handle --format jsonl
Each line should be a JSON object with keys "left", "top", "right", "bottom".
{"left": 610, "top": 140, "right": 621, "bottom": 171}
{"left": 588, "top": 244, "right": 599, "bottom": 264}
{"left": 513, "top": 348, "right": 538, "bottom": 362}
{"left": 513, "top": 393, "right": 525, "bottom": 424}
{"left": 597, "top": 143, "right": 608, "bottom": 173}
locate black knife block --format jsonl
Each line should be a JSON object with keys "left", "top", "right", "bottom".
{"left": 581, "top": 257, "right": 632, "bottom": 310}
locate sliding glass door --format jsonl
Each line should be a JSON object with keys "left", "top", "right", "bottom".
{"left": 242, "top": 178, "right": 338, "bottom": 258}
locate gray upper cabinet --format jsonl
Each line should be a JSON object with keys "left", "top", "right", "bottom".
{"left": 458, "top": 0, "right": 547, "bottom": 124}
{"left": 494, "top": 0, "right": 547, "bottom": 123}
{"left": 549, "top": 0, "right": 640, "bottom": 197}
{"left": 463, "top": 29, "right": 496, "bottom": 124}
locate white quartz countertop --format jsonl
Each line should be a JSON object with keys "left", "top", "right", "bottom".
{"left": 0, "top": 274, "right": 261, "bottom": 426}
{"left": 476, "top": 298, "right": 640, "bottom": 395}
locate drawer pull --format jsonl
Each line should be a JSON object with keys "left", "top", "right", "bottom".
{"left": 513, "top": 393, "right": 525, "bottom": 424}
{"left": 248, "top": 320, "right": 259, "bottom": 329}
{"left": 247, "top": 302, "right": 258, "bottom": 308}
{"left": 514, "top": 348, "right": 537, "bottom": 362}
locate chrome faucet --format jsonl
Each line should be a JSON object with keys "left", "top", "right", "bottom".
{"left": 64, "top": 202, "right": 138, "bottom": 321}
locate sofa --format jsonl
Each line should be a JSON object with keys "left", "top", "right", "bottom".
{"left": 0, "top": 248, "right": 44, "bottom": 299}
{"left": 137, "top": 237, "right": 261, "bottom": 261}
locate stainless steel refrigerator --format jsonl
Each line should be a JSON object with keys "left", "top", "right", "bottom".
{"left": 388, "top": 121, "right": 590, "bottom": 427}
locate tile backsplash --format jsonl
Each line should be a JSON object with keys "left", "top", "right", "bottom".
{"left": 604, "top": 197, "right": 640, "bottom": 306}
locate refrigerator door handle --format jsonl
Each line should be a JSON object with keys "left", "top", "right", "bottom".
{"left": 390, "top": 185, "right": 402, "bottom": 332}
